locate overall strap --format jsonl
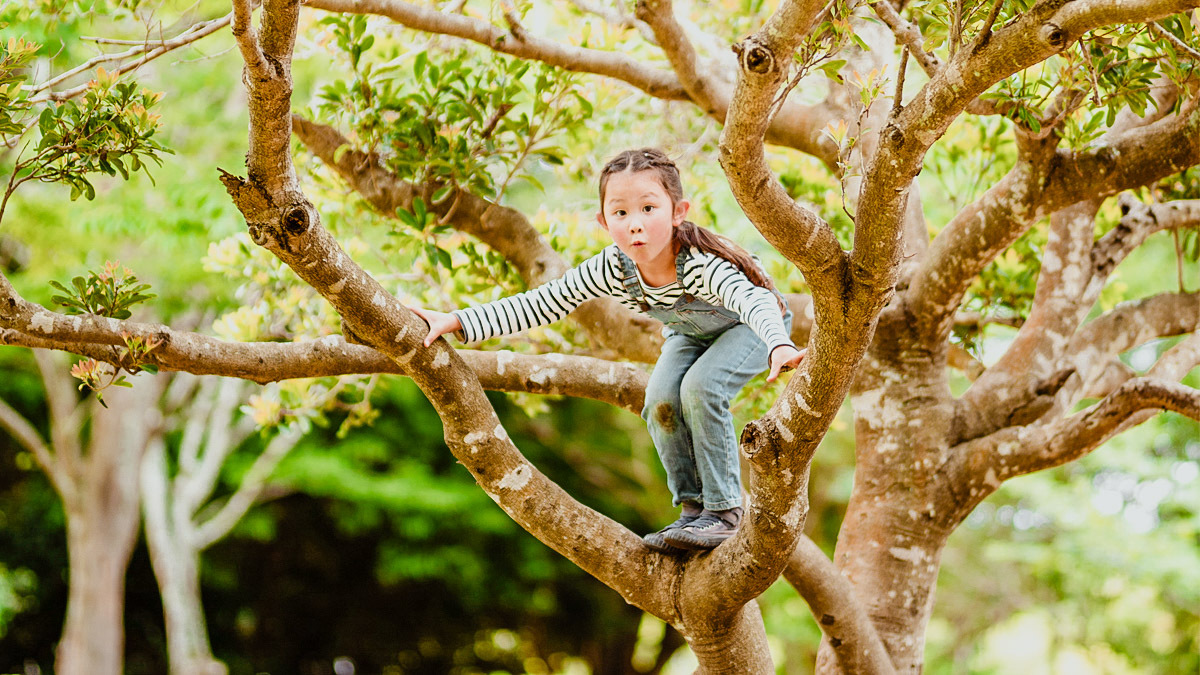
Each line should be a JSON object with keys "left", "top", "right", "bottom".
{"left": 675, "top": 247, "right": 696, "bottom": 303}
{"left": 616, "top": 249, "right": 652, "bottom": 311}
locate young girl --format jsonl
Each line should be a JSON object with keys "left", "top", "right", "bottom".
{"left": 413, "top": 148, "right": 805, "bottom": 551}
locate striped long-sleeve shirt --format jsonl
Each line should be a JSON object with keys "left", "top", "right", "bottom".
{"left": 453, "top": 245, "right": 795, "bottom": 353}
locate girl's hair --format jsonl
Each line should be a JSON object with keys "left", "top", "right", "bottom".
{"left": 598, "top": 148, "right": 776, "bottom": 291}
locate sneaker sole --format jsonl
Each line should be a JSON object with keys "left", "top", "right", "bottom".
{"left": 644, "top": 532, "right": 693, "bottom": 553}
{"left": 661, "top": 529, "right": 735, "bottom": 550}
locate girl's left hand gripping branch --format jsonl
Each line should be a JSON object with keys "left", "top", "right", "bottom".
{"left": 767, "top": 344, "right": 807, "bottom": 383}
{"left": 410, "top": 306, "right": 463, "bottom": 348}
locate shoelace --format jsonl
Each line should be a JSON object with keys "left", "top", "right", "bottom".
{"left": 687, "top": 513, "right": 728, "bottom": 531}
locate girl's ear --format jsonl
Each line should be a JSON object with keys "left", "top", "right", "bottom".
{"left": 673, "top": 199, "right": 691, "bottom": 226}
{"left": 596, "top": 211, "right": 609, "bottom": 230}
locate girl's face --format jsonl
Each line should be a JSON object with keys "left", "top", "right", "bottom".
{"left": 597, "top": 169, "right": 690, "bottom": 270}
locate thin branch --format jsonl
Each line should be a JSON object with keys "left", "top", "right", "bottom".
{"left": 891, "top": 47, "right": 909, "bottom": 118}
{"left": 0, "top": 393, "right": 69, "bottom": 496}
{"left": 973, "top": 0, "right": 1005, "bottom": 52}
{"left": 1148, "top": 18, "right": 1200, "bottom": 60}
{"left": 193, "top": 426, "right": 303, "bottom": 549}
{"left": 230, "top": 0, "right": 270, "bottom": 79}
{"left": 567, "top": 0, "right": 658, "bottom": 44}
{"left": 783, "top": 535, "right": 897, "bottom": 674}
{"left": 29, "top": 14, "right": 232, "bottom": 103}
{"left": 872, "top": 0, "right": 941, "bottom": 76}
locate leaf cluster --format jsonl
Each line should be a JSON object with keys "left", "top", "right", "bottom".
{"left": 48, "top": 259, "right": 155, "bottom": 319}
{"left": 30, "top": 71, "right": 171, "bottom": 201}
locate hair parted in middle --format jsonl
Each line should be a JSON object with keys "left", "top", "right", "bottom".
{"left": 598, "top": 147, "right": 776, "bottom": 292}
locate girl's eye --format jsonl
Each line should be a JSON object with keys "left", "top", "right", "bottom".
{"left": 643, "top": 205, "right": 654, "bottom": 213}
{"left": 614, "top": 209, "right": 626, "bottom": 217}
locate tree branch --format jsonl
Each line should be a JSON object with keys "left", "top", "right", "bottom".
{"left": 953, "top": 192, "right": 1200, "bottom": 443}
{"left": 784, "top": 535, "right": 896, "bottom": 674}
{"left": 634, "top": 0, "right": 720, "bottom": 114}
{"left": 871, "top": 0, "right": 941, "bottom": 76}
{"left": 908, "top": 104, "right": 1200, "bottom": 347}
{"left": 1148, "top": 19, "right": 1200, "bottom": 60}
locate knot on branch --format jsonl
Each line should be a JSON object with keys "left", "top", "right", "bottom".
{"left": 247, "top": 224, "right": 269, "bottom": 246}
{"left": 282, "top": 203, "right": 312, "bottom": 235}
{"left": 1041, "top": 23, "right": 1067, "bottom": 49}
{"left": 885, "top": 124, "right": 905, "bottom": 147}
{"left": 732, "top": 39, "right": 775, "bottom": 75}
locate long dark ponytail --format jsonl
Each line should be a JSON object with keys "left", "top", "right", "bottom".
{"left": 598, "top": 148, "right": 776, "bottom": 292}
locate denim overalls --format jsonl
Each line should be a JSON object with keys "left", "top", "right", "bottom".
{"left": 619, "top": 250, "right": 793, "bottom": 511}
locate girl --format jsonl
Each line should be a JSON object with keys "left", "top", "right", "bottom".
{"left": 413, "top": 148, "right": 805, "bottom": 551}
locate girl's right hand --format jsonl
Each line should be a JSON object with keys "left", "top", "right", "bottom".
{"left": 410, "top": 307, "right": 463, "bottom": 347}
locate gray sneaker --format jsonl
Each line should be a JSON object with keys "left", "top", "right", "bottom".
{"left": 661, "top": 508, "right": 741, "bottom": 550}
{"left": 643, "top": 507, "right": 701, "bottom": 552}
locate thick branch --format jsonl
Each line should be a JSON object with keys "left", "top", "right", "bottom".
{"left": 871, "top": 0, "right": 941, "bottom": 76}
{"left": 290, "top": 115, "right": 665, "bottom": 362}
{"left": 634, "top": 0, "right": 720, "bottom": 114}
{"left": 720, "top": 0, "right": 846, "bottom": 299}
{"left": 0, "top": 325, "right": 648, "bottom": 413}
{"left": 953, "top": 192, "right": 1200, "bottom": 443}
{"left": 909, "top": 105, "right": 1200, "bottom": 346}
{"left": 784, "top": 536, "right": 896, "bottom": 674}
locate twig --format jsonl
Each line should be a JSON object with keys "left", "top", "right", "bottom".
{"left": 974, "top": 0, "right": 1004, "bottom": 52}
{"left": 891, "top": 47, "right": 909, "bottom": 118}
{"left": 871, "top": 0, "right": 940, "bottom": 75}
{"left": 1148, "top": 21, "right": 1200, "bottom": 61}
{"left": 29, "top": 14, "right": 232, "bottom": 104}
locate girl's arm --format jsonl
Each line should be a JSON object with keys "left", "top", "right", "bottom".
{"left": 451, "top": 250, "right": 614, "bottom": 343}
{"left": 696, "top": 254, "right": 795, "bottom": 354}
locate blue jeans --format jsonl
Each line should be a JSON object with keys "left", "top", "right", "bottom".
{"left": 641, "top": 321, "right": 783, "bottom": 510}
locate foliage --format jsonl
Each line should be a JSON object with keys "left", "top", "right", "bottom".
{"left": 49, "top": 259, "right": 155, "bottom": 319}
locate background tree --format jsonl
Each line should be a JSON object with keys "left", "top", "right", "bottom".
{"left": 1, "top": 0, "right": 1198, "bottom": 673}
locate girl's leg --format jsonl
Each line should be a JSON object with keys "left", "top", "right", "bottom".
{"left": 676, "top": 323, "right": 773, "bottom": 510}
{"left": 642, "top": 333, "right": 707, "bottom": 507}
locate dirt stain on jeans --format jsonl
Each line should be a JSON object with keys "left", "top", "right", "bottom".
{"left": 654, "top": 402, "right": 677, "bottom": 434}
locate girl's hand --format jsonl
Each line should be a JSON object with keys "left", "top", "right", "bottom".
{"left": 410, "top": 306, "right": 463, "bottom": 347}
{"left": 767, "top": 345, "right": 807, "bottom": 383}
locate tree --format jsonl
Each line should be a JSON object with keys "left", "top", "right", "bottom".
{"left": 2, "top": 0, "right": 1199, "bottom": 673}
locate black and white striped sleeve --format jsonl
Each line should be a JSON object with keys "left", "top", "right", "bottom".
{"left": 451, "top": 250, "right": 616, "bottom": 343}
{"left": 696, "top": 254, "right": 794, "bottom": 353}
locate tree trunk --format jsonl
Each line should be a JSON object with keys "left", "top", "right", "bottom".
{"left": 54, "top": 384, "right": 155, "bottom": 675}
{"left": 143, "top": 433, "right": 229, "bottom": 675}
{"left": 55, "top": 513, "right": 134, "bottom": 675}
{"left": 684, "top": 600, "right": 774, "bottom": 674}
{"left": 158, "top": 549, "right": 226, "bottom": 675}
